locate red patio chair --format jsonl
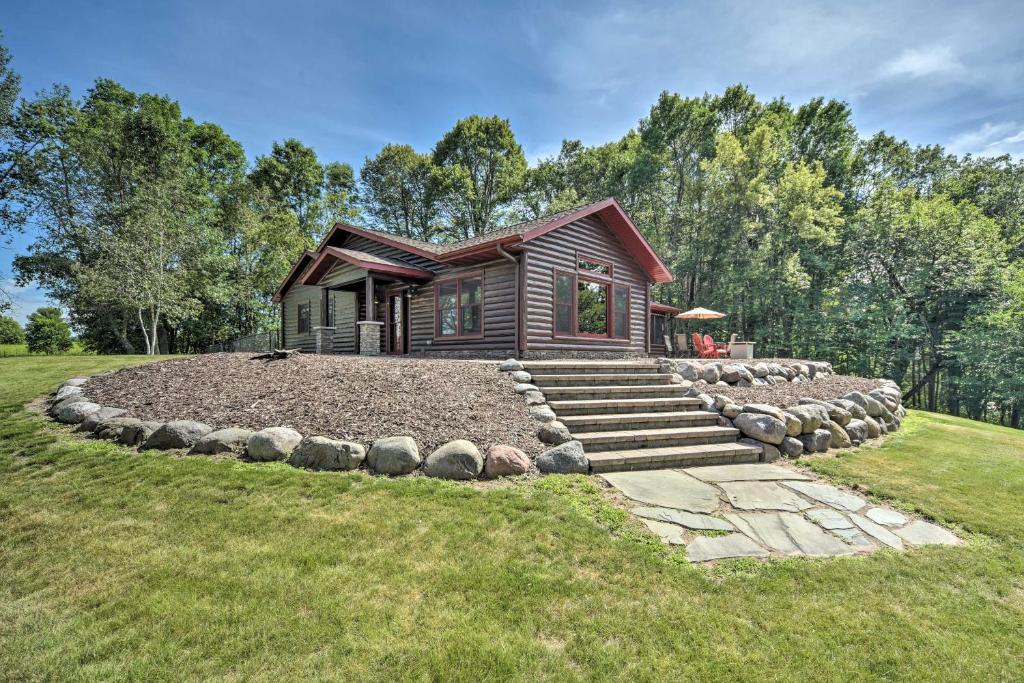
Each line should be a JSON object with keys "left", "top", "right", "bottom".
{"left": 703, "top": 334, "right": 729, "bottom": 359}
{"left": 692, "top": 332, "right": 717, "bottom": 359}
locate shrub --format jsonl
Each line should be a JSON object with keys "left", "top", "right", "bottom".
{"left": 0, "top": 315, "right": 25, "bottom": 344}
{"left": 25, "top": 307, "right": 73, "bottom": 354}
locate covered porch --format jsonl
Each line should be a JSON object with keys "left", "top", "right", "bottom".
{"left": 298, "top": 247, "right": 434, "bottom": 356}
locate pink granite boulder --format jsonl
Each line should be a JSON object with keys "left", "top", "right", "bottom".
{"left": 483, "top": 444, "right": 530, "bottom": 478}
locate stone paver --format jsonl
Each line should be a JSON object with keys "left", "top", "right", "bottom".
{"left": 725, "top": 512, "right": 855, "bottom": 557}
{"left": 683, "top": 463, "right": 811, "bottom": 483}
{"left": 687, "top": 533, "right": 769, "bottom": 562}
{"left": 865, "top": 507, "right": 908, "bottom": 527}
{"left": 641, "top": 519, "right": 686, "bottom": 545}
{"left": 601, "top": 470, "right": 721, "bottom": 513}
{"left": 806, "top": 507, "right": 854, "bottom": 530}
{"left": 850, "top": 514, "right": 904, "bottom": 549}
{"left": 632, "top": 506, "right": 734, "bottom": 531}
{"left": 782, "top": 481, "right": 866, "bottom": 512}
{"left": 719, "top": 481, "right": 815, "bottom": 512}
{"left": 894, "top": 520, "right": 960, "bottom": 546}
{"left": 831, "top": 527, "right": 876, "bottom": 549}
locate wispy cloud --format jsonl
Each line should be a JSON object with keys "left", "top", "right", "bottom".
{"left": 879, "top": 45, "right": 966, "bottom": 79}
{"left": 949, "top": 121, "right": 1024, "bottom": 159}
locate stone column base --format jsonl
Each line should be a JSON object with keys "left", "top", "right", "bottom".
{"left": 357, "top": 321, "right": 384, "bottom": 356}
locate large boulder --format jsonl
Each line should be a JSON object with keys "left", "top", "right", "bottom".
{"left": 144, "top": 420, "right": 214, "bottom": 450}
{"left": 735, "top": 365, "right": 754, "bottom": 383}
{"left": 863, "top": 416, "right": 882, "bottom": 439}
{"left": 844, "top": 391, "right": 885, "bottom": 418}
{"left": 529, "top": 405, "right": 556, "bottom": 423}
{"left": 702, "top": 364, "right": 721, "bottom": 384}
{"left": 483, "top": 444, "right": 531, "bottom": 478}
{"left": 510, "top": 370, "right": 532, "bottom": 383}
{"left": 536, "top": 440, "right": 589, "bottom": 474}
{"left": 367, "top": 436, "right": 421, "bottom": 475}
{"left": 55, "top": 401, "right": 101, "bottom": 424}
{"left": 798, "top": 428, "right": 832, "bottom": 453}
{"left": 741, "top": 403, "right": 787, "bottom": 422}
{"left": 719, "top": 365, "right": 741, "bottom": 383}
{"left": 696, "top": 393, "right": 716, "bottom": 412}
{"left": 499, "top": 358, "right": 523, "bottom": 372}
{"left": 677, "top": 361, "right": 703, "bottom": 382}
{"left": 78, "top": 406, "right": 127, "bottom": 432}
{"left": 514, "top": 383, "right": 538, "bottom": 394}
{"left": 523, "top": 391, "right": 547, "bottom": 407}
{"left": 798, "top": 397, "right": 852, "bottom": 427}
{"left": 732, "top": 413, "right": 787, "bottom": 445}
{"left": 120, "top": 421, "right": 162, "bottom": 446}
{"left": 739, "top": 437, "right": 780, "bottom": 463}
{"left": 786, "top": 404, "right": 828, "bottom": 434}
{"left": 191, "top": 427, "right": 253, "bottom": 456}
{"left": 48, "top": 393, "right": 90, "bottom": 417}
{"left": 246, "top": 427, "right": 302, "bottom": 461}
{"left": 289, "top": 436, "right": 366, "bottom": 471}
{"left": 781, "top": 436, "right": 804, "bottom": 458}
{"left": 825, "top": 420, "right": 852, "bottom": 449}
{"left": 61, "top": 377, "right": 89, "bottom": 388}
{"left": 53, "top": 385, "right": 84, "bottom": 402}
{"left": 721, "top": 403, "right": 742, "bottom": 419}
{"left": 712, "top": 394, "right": 732, "bottom": 411}
{"left": 780, "top": 411, "right": 802, "bottom": 437}
{"left": 869, "top": 389, "right": 900, "bottom": 413}
{"left": 751, "top": 362, "right": 769, "bottom": 378}
{"left": 829, "top": 398, "right": 866, "bottom": 420}
{"left": 423, "top": 439, "right": 483, "bottom": 480}
{"left": 537, "top": 421, "right": 572, "bottom": 445}
{"left": 95, "top": 416, "right": 141, "bottom": 441}
{"left": 844, "top": 419, "right": 869, "bottom": 445}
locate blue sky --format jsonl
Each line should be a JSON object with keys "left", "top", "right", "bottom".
{"left": 3, "top": 0, "right": 1023, "bottom": 324}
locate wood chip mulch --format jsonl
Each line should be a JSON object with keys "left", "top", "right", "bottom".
{"left": 84, "top": 353, "right": 543, "bottom": 456}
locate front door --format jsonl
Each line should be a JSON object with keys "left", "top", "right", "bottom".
{"left": 386, "top": 292, "right": 408, "bottom": 355}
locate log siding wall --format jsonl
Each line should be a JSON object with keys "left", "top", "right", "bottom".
{"left": 522, "top": 215, "right": 650, "bottom": 355}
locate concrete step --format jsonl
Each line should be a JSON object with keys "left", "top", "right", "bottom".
{"left": 549, "top": 397, "right": 703, "bottom": 416}
{"left": 531, "top": 373, "right": 676, "bottom": 387}
{"left": 541, "top": 385, "right": 687, "bottom": 401}
{"left": 573, "top": 425, "right": 739, "bottom": 452}
{"left": 588, "top": 442, "right": 762, "bottom": 473}
{"left": 522, "top": 360, "right": 661, "bottom": 376}
{"left": 560, "top": 410, "right": 720, "bottom": 432}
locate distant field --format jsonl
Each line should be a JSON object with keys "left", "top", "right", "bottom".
{"left": 1, "top": 355, "right": 1023, "bottom": 681}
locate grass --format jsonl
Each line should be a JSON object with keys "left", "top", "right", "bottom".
{"left": 1, "top": 356, "right": 1023, "bottom": 681}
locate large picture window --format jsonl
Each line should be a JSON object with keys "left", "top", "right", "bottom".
{"left": 297, "top": 302, "right": 311, "bottom": 334}
{"left": 553, "top": 270, "right": 630, "bottom": 340}
{"left": 435, "top": 273, "right": 483, "bottom": 338}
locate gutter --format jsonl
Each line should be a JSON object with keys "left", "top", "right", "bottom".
{"left": 496, "top": 243, "right": 521, "bottom": 359}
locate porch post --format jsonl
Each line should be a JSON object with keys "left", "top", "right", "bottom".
{"left": 358, "top": 272, "right": 382, "bottom": 355}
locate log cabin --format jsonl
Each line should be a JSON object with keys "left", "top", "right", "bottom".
{"left": 272, "top": 197, "right": 677, "bottom": 358}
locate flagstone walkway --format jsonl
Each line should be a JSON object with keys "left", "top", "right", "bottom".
{"left": 600, "top": 464, "right": 960, "bottom": 562}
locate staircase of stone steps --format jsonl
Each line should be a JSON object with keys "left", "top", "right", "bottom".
{"left": 523, "top": 360, "right": 762, "bottom": 473}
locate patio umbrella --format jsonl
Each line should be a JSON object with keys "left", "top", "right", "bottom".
{"left": 675, "top": 307, "right": 727, "bottom": 320}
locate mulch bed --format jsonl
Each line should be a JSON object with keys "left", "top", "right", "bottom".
{"left": 85, "top": 353, "right": 543, "bottom": 456}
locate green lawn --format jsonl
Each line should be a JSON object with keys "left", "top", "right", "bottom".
{"left": 1, "top": 356, "right": 1023, "bottom": 681}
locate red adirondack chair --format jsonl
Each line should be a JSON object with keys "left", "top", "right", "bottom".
{"left": 692, "top": 332, "right": 718, "bottom": 359}
{"left": 703, "top": 334, "right": 729, "bottom": 358}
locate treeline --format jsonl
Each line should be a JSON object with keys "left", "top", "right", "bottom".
{"left": 1, "top": 36, "right": 1020, "bottom": 427}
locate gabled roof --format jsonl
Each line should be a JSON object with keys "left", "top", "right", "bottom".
{"left": 317, "top": 197, "right": 674, "bottom": 283}
{"left": 271, "top": 249, "right": 317, "bottom": 303}
{"left": 300, "top": 247, "right": 434, "bottom": 286}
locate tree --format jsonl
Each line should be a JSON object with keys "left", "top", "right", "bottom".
{"left": 0, "top": 31, "right": 23, "bottom": 234}
{"left": 432, "top": 115, "right": 527, "bottom": 239}
{"left": 359, "top": 144, "right": 440, "bottom": 240}
{"left": 0, "top": 314, "right": 24, "bottom": 344}
{"left": 25, "top": 307, "right": 72, "bottom": 354}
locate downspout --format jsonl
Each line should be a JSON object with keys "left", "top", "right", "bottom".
{"left": 496, "top": 242, "right": 520, "bottom": 359}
